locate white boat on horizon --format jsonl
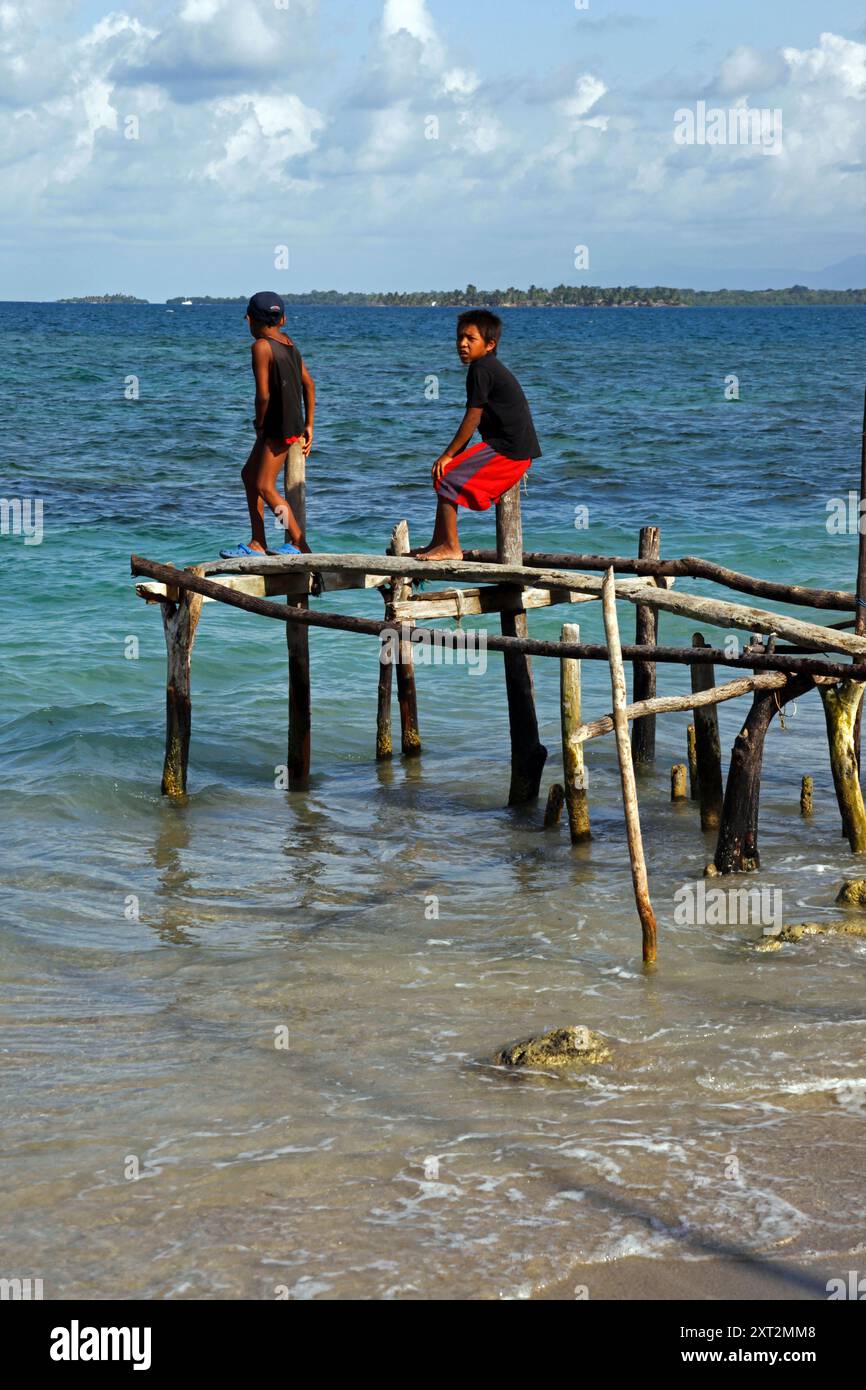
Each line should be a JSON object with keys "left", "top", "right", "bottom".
{"left": 181, "top": 298, "right": 193, "bottom": 306}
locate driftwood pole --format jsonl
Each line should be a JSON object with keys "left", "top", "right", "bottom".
{"left": 496, "top": 485, "right": 547, "bottom": 803}
{"left": 631, "top": 526, "right": 660, "bottom": 766}
{"left": 285, "top": 442, "right": 311, "bottom": 788}
{"left": 160, "top": 566, "right": 205, "bottom": 798}
{"left": 687, "top": 725, "right": 699, "bottom": 799}
{"left": 376, "top": 593, "right": 394, "bottom": 761}
{"left": 690, "top": 634, "right": 724, "bottom": 831}
{"left": 561, "top": 622, "right": 591, "bottom": 843}
{"left": 819, "top": 681, "right": 866, "bottom": 851}
{"left": 391, "top": 522, "right": 421, "bottom": 756}
{"left": 671, "top": 765, "right": 688, "bottom": 801}
{"left": 853, "top": 387, "right": 866, "bottom": 770}
{"left": 601, "top": 569, "right": 657, "bottom": 963}
{"left": 714, "top": 652, "right": 813, "bottom": 873}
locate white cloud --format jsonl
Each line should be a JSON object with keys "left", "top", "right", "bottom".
{"left": 782, "top": 31, "right": 866, "bottom": 97}
{"left": 560, "top": 74, "right": 608, "bottom": 127}
{"left": 718, "top": 44, "right": 786, "bottom": 95}
{"left": 204, "top": 92, "right": 324, "bottom": 183}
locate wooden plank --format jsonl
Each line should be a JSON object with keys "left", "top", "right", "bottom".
{"left": 393, "top": 578, "right": 663, "bottom": 622}
{"left": 173, "top": 554, "right": 866, "bottom": 657}
{"left": 129, "top": 558, "right": 866, "bottom": 680}
{"left": 601, "top": 568, "right": 657, "bottom": 964}
{"left": 461, "top": 549, "right": 855, "bottom": 613}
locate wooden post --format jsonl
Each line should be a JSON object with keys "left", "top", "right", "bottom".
{"left": 687, "top": 725, "right": 699, "bottom": 799}
{"left": 819, "top": 680, "right": 866, "bottom": 851}
{"left": 602, "top": 568, "right": 657, "bottom": 963}
{"left": 160, "top": 566, "right": 205, "bottom": 798}
{"left": 496, "top": 483, "right": 547, "bottom": 803}
{"left": 285, "top": 442, "right": 311, "bottom": 787}
{"left": 800, "top": 776, "right": 813, "bottom": 817}
{"left": 390, "top": 522, "right": 421, "bottom": 756}
{"left": 853, "top": 387, "right": 866, "bottom": 770}
{"left": 690, "top": 633, "right": 724, "bottom": 831}
{"left": 671, "top": 765, "right": 688, "bottom": 801}
{"left": 544, "top": 784, "right": 565, "bottom": 828}
{"left": 714, "top": 670, "right": 813, "bottom": 873}
{"left": 561, "top": 622, "right": 590, "bottom": 843}
{"left": 631, "top": 526, "right": 660, "bottom": 765}
{"left": 376, "top": 619, "right": 394, "bottom": 761}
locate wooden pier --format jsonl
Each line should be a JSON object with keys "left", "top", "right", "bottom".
{"left": 131, "top": 400, "right": 866, "bottom": 965}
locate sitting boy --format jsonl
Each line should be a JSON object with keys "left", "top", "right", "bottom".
{"left": 220, "top": 291, "right": 316, "bottom": 558}
{"left": 417, "top": 310, "right": 541, "bottom": 560}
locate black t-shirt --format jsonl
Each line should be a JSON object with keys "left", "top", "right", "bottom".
{"left": 262, "top": 337, "right": 305, "bottom": 440}
{"left": 466, "top": 354, "right": 541, "bottom": 461}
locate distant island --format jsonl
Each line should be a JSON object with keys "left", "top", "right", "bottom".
{"left": 165, "top": 284, "right": 866, "bottom": 308}
{"left": 55, "top": 285, "right": 866, "bottom": 309}
{"left": 58, "top": 293, "right": 148, "bottom": 304}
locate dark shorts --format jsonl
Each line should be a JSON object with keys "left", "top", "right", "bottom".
{"left": 435, "top": 443, "right": 531, "bottom": 511}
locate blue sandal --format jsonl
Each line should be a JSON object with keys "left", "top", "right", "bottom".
{"left": 269, "top": 543, "right": 301, "bottom": 555}
{"left": 219, "top": 543, "right": 264, "bottom": 558}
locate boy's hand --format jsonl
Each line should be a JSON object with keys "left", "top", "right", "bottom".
{"left": 432, "top": 454, "right": 453, "bottom": 484}
{"left": 301, "top": 426, "right": 314, "bottom": 457}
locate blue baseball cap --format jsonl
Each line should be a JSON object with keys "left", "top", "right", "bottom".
{"left": 246, "top": 291, "right": 285, "bottom": 325}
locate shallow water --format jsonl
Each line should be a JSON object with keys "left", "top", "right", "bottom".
{"left": 1, "top": 304, "right": 865, "bottom": 1298}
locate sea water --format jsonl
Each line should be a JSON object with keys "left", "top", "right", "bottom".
{"left": 1, "top": 303, "right": 864, "bottom": 1298}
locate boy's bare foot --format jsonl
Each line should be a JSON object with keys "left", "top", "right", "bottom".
{"left": 411, "top": 544, "right": 434, "bottom": 556}
{"left": 417, "top": 544, "right": 464, "bottom": 562}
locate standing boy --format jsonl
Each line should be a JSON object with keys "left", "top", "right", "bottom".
{"left": 417, "top": 310, "right": 541, "bottom": 561}
{"left": 220, "top": 291, "right": 316, "bottom": 558}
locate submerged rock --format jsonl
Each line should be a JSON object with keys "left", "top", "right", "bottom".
{"left": 493, "top": 1026, "right": 611, "bottom": 1069}
{"left": 835, "top": 879, "right": 866, "bottom": 908}
{"left": 756, "top": 920, "right": 866, "bottom": 951}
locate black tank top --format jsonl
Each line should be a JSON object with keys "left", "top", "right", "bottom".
{"left": 262, "top": 337, "right": 304, "bottom": 440}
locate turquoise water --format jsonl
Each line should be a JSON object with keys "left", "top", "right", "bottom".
{"left": 2, "top": 304, "right": 865, "bottom": 1299}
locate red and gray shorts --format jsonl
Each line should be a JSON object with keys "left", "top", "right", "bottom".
{"left": 435, "top": 442, "right": 532, "bottom": 511}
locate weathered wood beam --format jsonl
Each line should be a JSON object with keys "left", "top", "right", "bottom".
{"left": 462, "top": 549, "right": 855, "bottom": 613}
{"left": 577, "top": 671, "right": 791, "bottom": 743}
{"left": 137, "top": 575, "right": 310, "bottom": 604}
{"left": 175, "top": 554, "right": 866, "bottom": 658}
{"left": 394, "top": 577, "right": 665, "bottom": 622}
{"left": 129, "top": 557, "right": 866, "bottom": 680}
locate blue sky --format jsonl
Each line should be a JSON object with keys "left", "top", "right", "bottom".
{"left": 1, "top": 0, "right": 864, "bottom": 298}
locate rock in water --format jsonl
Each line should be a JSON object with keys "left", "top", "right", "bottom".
{"left": 493, "top": 1026, "right": 611, "bottom": 1069}
{"left": 835, "top": 879, "right": 866, "bottom": 907}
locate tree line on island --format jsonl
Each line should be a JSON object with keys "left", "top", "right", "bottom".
{"left": 59, "top": 285, "right": 866, "bottom": 307}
